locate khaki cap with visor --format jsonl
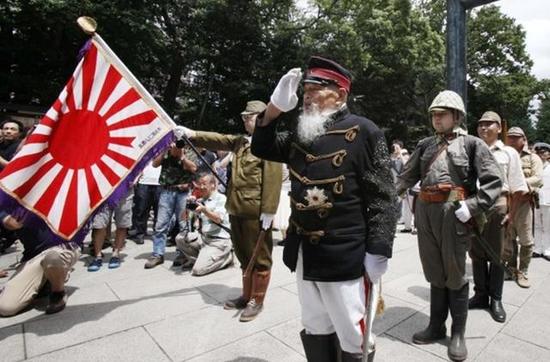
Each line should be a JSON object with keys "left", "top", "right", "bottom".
{"left": 507, "top": 126, "right": 525, "bottom": 137}
{"left": 241, "top": 100, "right": 267, "bottom": 115}
{"left": 478, "top": 111, "right": 501, "bottom": 124}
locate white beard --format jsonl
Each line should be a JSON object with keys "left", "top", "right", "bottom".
{"left": 296, "top": 107, "right": 334, "bottom": 145}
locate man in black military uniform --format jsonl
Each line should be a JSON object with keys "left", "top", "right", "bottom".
{"left": 252, "top": 56, "right": 397, "bottom": 362}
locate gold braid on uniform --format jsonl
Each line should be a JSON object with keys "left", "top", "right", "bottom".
{"left": 291, "top": 143, "right": 348, "bottom": 167}
{"left": 289, "top": 167, "right": 345, "bottom": 194}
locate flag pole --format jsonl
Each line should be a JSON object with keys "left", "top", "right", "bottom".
{"left": 76, "top": 16, "right": 177, "bottom": 128}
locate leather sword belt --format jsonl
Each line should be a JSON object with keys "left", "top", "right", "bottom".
{"left": 419, "top": 183, "right": 467, "bottom": 203}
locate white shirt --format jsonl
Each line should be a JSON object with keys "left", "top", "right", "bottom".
{"left": 489, "top": 140, "right": 528, "bottom": 194}
{"left": 539, "top": 162, "right": 550, "bottom": 206}
{"left": 139, "top": 162, "right": 161, "bottom": 186}
{"left": 200, "top": 191, "right": 231, "bottom": 239}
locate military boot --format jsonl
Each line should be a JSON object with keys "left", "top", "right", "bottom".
{"left": 488, "top": 262, "right": 506, "bottom": 323}
{"left": 517, "top": 245, "right": 533, "bottom": 288}
{"left": 300, "top": 330, "right": 340, "bottom": 362}
{"left": 469, "top": 260, "right": 489, "bottom": 309}
{"left": 224, "top": 270, "right": 252, "bottom": 310}
{"left": 240, "top": 270, "right": 270, "bottom": 322}
{"left": 448, "top": 283, "right": 468, "bottom": 361}
{"left": 413, "top": 285, "right": 448, "bottom": 344}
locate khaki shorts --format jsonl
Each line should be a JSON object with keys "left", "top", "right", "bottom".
{"left": 0, "top": 244, "right": 80, "bottom": 317}
{"left": 92, "top": 190, "right": 134, "bottom": 229}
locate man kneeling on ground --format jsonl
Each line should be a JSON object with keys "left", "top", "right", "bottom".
{"left": 0, "top": 213, "right": 80, "bottom": 316}
{"left": 175, "top": 172, "right": 233, "bottom": 276}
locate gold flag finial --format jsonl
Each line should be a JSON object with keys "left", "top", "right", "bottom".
{"left": 77, "top": 16, "right": 97, "bottom": 35}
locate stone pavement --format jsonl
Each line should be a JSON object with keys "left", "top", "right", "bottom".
{"left": 1, "top": 228, "right": 550, "bottom": 361}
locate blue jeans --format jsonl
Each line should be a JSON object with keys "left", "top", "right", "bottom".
{"left": 132, "top": 184, "right": 161, "bottom": 237}
{"left": 152, "top": 189, "right": 188, "bottom": 256}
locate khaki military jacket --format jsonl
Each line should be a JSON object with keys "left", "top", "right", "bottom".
{"left": 519, "top": 149, "right": 543, "bottom": 193}
{"left": 397, "top": 134, "right": 502, "bottom": 216}
{"left": 192, "top": 131, "right": 282, "bottom": 218}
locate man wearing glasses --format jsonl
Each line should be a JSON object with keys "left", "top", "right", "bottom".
{"left": 178, "top": 101, "right": 282, "bottom": 322}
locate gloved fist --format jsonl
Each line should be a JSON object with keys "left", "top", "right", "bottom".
{"left": 260, "top": 213, "right": 275, "bottom": 230}
{"left": 270, "top": 68, "right": 303, "bottom": 112}
{"left": 364, "top": 252, "right": 388, "bottom": 285}
{"left": 174, "top": 126, "right": 195, "bottom": 140}
{"left": 454, "top": 201, "right": 472, "bottom": 223}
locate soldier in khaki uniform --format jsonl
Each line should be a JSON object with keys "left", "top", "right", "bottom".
{"left": 470, "top": 112, "right": 528, "bottom": 324}
{"left": 181, "top": 101, "right": 282, "bottom": 322}
{"left": 505, "top": 127, "right": 543, "bottom": 288}
{"left": 398, "top": 91, "right": 502, "bottom": 362}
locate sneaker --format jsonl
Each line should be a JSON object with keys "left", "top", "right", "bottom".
{"left": 516, "top": 272, "right": 531, "bottom": 288}
{"left": 144, "top": 255, "right": 164, "bottom": 269}
{"left": 87, "top": 258, "right": 103, "bottom": 272}
{"left": 108, "top": 256, "right": 121, "bottom": 269}
{"left": 46, "top": 291, "right": 67, "bottom": 314}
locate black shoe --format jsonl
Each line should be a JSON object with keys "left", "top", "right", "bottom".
{"left": 400, "top": 228, "right": 412, "bottom": 233}
{"left": 543, "top": 255, "right": 550, "bottom": 262}
{"left": 468, "top": 293, "right": 489, "bottom": 309}
{"left": 489, "top": 299, "right": 506, "bottom": 323}
{"left": 46, "top": 291, "right": 67, "bottom": 314}
{"left": 532, "top": 252, "right": 541, "bottom": 258}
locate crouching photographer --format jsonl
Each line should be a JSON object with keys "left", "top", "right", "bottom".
{"left": 175, "top": 172, "right": 233, "bottom": 275}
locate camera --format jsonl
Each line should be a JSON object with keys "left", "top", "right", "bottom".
{"left": 175, "top": 139, "right": 187, "bottom": 148}
{"left": 186, "top": 200, "right": 199, "bottom": 211}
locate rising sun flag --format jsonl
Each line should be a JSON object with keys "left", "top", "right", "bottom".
{"left": 0, "top": 17, "right": 175, "bottom": 244}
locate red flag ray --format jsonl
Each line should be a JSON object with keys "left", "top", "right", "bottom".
{"left": 80, "top": 45, "right": 98, "bottom": 110}
{"left": 32, "top": 166, "right": 69, "bottom": 217}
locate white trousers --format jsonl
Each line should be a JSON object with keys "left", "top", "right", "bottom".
{"left": 296, "top": 247, "right": 366, "bottom": 354}
{"left": 402, "top": 194, "right": 415, "bottom": 230}
{"left": 534, "top": 206, "right": 550, "bottom": 256}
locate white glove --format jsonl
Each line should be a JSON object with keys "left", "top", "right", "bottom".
{"left": 270, "top": 68, "right": 303, "bottom": 112}
{"left": 364, "top": 253, "right": 388, "bottom": 285}
{"left": 454, "top": 201, "right": 472, "bottom": 223}
{"left": 260, "top": 213, "right": 275, "bottom": 230}
{"left": 174, "top": 126, "right": 195, "bottom": 140}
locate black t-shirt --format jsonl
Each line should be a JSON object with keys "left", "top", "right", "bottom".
{"left": 0, "top": 139, "right": 22, "bottom": 168}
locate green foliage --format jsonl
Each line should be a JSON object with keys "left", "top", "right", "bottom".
{"left": 536, "top": 96, "right": 550, "bottom": 143}
{"left": 0, "top": 0, "right": 544, "bottom": 145}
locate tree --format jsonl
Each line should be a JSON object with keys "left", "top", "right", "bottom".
{"left": 466, "top": 5, "right": 539, "bottom": 133}
{"left": 535, "top": 96, "right": 550, "bottom": 143}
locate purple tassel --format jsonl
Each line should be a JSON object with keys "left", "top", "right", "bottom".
{"left": 0, "top": 131, "right": 174, "bottom": 247}
{"left": 77, "top": 39, "right": 93, "bottom": 62}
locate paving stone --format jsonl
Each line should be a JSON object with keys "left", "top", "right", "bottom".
{"left": 0, "top": 324, "right": 25, "bottom": 362}
{"left": 266, "top": 317, "right": 304, "bottom": 355}
{"left": 24, "top": 282, "right": 215, "bottom": 357}
{"left": 502, "top": 277, "right": 550, "bottom": 350}
{"left": 27, "top": 327, "right": 170, "bottom": 362}
{"left": 188, "top": 331, "right": 305, "bottom": 362}
{"left": 386, "top": 302, "right": 519, "bottom": 361}
{"left": 376, "top": 333, "right": 446, "bottom": 361}
{"left": 145, "top": 287, "right": 300, "bottom": 361}
{"left": 474, "top": 333, "right": 550, "bottom": 362}
{"left": 382, "top": 274, "right": 430, "bottom": 308}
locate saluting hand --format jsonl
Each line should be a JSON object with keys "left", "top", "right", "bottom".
{"left": 270, "top": 68, "right": 303, "bottom": 112}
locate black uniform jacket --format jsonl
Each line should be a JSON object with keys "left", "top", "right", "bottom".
{"left": 252, "top": 106, "right": 397, "bottom": 281}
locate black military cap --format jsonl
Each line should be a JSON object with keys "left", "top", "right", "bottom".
{"left": 534, "top": 142, "right": 550, "bottom": 152}
{"left": 304, "top": 56, "right": 352, "bottom": 93}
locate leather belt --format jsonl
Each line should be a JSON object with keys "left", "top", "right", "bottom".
{"left": 419, "top": 184, "right": 467, "bottom": 203}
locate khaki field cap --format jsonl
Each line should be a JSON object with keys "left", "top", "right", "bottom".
{"left": 478, "top": 111, "right": 501, "bottom": 124}
{"left": 241, "top": 100, "right": 267, "bottom": 115}
{"left": 507, "top": 127, "right": 525, "bottom": 137}
{"left": 429, "top": 90, "right": 466, "bottom": 115}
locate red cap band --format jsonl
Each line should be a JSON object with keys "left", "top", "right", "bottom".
{"left": 308, "top": 68, "right": 351, "bottom": 92}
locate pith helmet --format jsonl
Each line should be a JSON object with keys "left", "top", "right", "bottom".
{"left": 429, "top": 90, "right": 466, "bottom": 116}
